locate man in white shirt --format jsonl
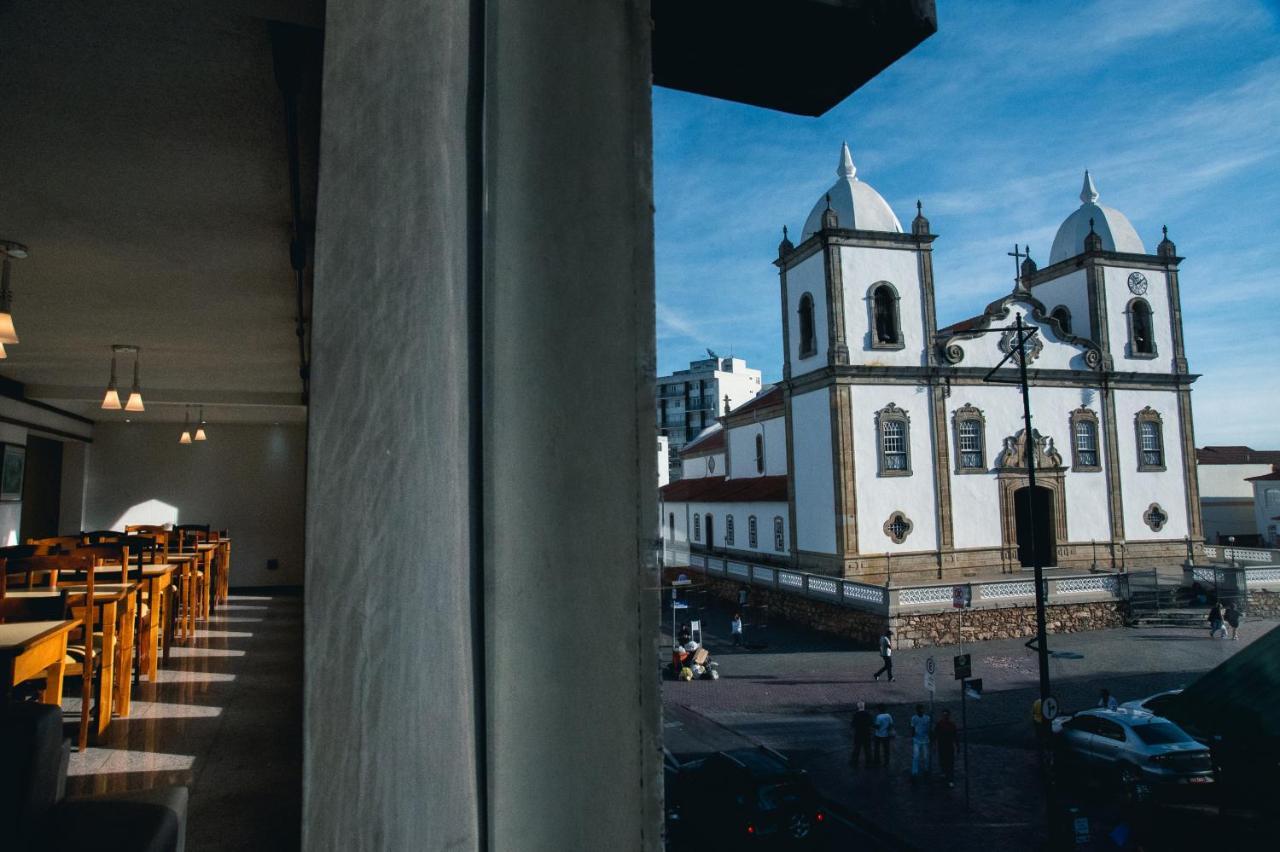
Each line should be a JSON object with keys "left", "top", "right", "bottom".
{"left": 873, "top": 628, "right": 894, "bottom": 682}
{"left": 872, "top": 704, "right": 894, "bottom": 767}
{"left": 909, "top": 704, "right": 932, "bottom": 781}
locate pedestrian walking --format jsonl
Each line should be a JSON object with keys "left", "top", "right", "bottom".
{"left": 1097, "top": 688, "right": 1118, "bottom": 710}
{"left": 1224, "top": 603, "right": 1242, "bottom": 640}
{"left": 850, "top": 701, "right": 873, "bottom": 768}
{"left": 873, "top": 628, "right": 894, "bottom": 682}
{"left": 909, "top": 704, "right": 932, "bottom": 781}
{"left": 872, "top": 704, "right": 894, "bottom": 768}
{"left": 934, "top": 709, "right": 959, "bottom": 787}
{"left": 1208, "top": 603, "right": 1226, "bottom": 639}
{"left": 730, "top": 612, "right": 744, "bottom": 647}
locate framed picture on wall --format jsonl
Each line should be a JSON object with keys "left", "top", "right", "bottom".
{"left": 1, "top": 443, "right": 26, "bottom": 502}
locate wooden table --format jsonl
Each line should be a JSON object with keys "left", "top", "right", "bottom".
{"left": 8, "top": 583, "right": 139, "bottom": 734}
{"left": 0, "top": 619, "right": 80, "bottom": 706}
{"left": 89, "top": 563, "right": 177, "bottom": 681}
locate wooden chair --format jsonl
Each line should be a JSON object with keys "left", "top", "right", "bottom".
{"left": 5, "top": 552, "right": 100, "bottom": 751}
{"left": 125, "top": 525, "right": 171, "bottom": 562}
{"left": 172, "top": 524, "right": 211, "bottom": 621}
{"left": 81, "top": 530, "right": 124, "bottom": 546}
{"left": 25, "top": 535, "right": 84, "bottom": 556}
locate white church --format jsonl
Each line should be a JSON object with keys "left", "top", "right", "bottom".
{"left": 660, "top": 144, "right": 1203, "bottom": 585}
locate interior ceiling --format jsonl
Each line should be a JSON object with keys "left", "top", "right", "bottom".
{"left": 0, "top": 1, "right": 322, "bottom": 426}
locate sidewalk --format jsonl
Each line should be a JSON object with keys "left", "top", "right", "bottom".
{"left": 662, "top": 592, "right": 1276, "bottom": 850}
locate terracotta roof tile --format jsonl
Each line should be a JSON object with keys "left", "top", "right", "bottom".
{"left": 660, "top": 475, "right": 789, "bottom": 503}
{"left": 1197, "top": 446, "right": 1280, "bottom": 465}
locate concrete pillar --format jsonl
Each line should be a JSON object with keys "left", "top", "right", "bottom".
{"left": 305, "top": 1, "right": 659, "bottom": 849}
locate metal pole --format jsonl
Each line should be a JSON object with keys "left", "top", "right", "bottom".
{"left": 1016, "top": 314, "right": 1051, "bottom": 700}
{"left": 961, "top": 677, "right": 970, "bottom": 813}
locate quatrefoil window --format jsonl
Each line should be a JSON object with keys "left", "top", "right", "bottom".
{"left": 1143, "top": 503, "right": 1168, "bottom": 533}
{"left": 883, "top": 511, "right": 913, "bottom": 544}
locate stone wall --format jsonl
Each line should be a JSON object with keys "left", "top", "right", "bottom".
{"left": 891, "top": 601, "right": 1128, "bottom": 649}
{"left": 1247, "top": 589, "right": 1280, "bottom": 618}
{"left": 667, "top": 568, "right": 1129, "bottom": 649}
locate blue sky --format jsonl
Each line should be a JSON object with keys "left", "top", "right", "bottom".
{"left": 654, "top": 0, "right": 1280, "bottom": 447}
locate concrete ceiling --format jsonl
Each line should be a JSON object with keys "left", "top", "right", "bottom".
{"left": 0, "top": 1, "right": 322, "bottom": 426}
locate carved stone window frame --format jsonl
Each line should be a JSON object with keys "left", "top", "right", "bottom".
{"left": 883, "top": 511, "right": 914, "bottom": 544}
{"left": 1135, "top": 407, "right": 1166, "bottom": 472}
{"left": 1050, "top": 305, "right": 1072, "bottom": 336}
{"left": 725, "top": 513, "right": 735, "bottom": 546}
{"left": 876, "top": 403, "right": 912, "bottom": 477}
{"left": 748, "top": 515, "right": 758, "bottom": 549}
{"left": 798, "top": 292, "right": 817, "bottom": 359}
{"left": 773, "top": 516, "right": 785, "bottom": 552}
{"left": 1126, "top": 297, "right": 1158, "bottom": 359}
{"left": 867, "top": 281, "right": 905, "bottom": 350}
{"left": 693, "top": 513, "right": 701, "bottom": 542}
{"left": 1143, "top": 503, "right": 1169, "bottom": 533}
{"left": 1068, "top": 407, "right": 1102, "bottom": 472}
{"left": 951, "top": 403, "right": 987, "bottom": 474}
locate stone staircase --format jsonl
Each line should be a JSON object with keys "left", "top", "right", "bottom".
{"left": 1126, "top": 569, "right": 1206, "bottom": 628}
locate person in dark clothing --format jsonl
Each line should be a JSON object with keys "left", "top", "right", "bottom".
{"left": 850, "top": 701, "right": 873, "bottom": 768}
{"left": 1224, "top": 603, "right": 1242, "bottom": 640}
{"left": 1208, "top": 603, "right": 1226, "bottom": 639}
{"left": 934, "top": 709, "right": 959, "bottom": 787}
{"left": 873, "top": 628, "right": 894, "bottom": 682}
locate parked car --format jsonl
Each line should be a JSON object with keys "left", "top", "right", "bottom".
{"left": 1052, "top": 708, "right": 1214, "bottom": 801}
{"left": 1119, "top": 688, "right": 1183, "bottom": 717}
{"left": 666, "top": 747, "right": 825, "bottom": 847}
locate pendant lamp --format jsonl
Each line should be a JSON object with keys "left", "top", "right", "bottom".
{"left": 179, "top": 407, "right": 193, "bottom": 444}
{"left": 0, "top": 239, "right": 29, "bottom": 345}
{"left": 194, "top": 406, "right": 207, "bottom": 441}
{"left": 102, "top": 348, "right": 122, "bottom": 410}
{"left": 124, "top": 347, "right": 145, "bottom": 412}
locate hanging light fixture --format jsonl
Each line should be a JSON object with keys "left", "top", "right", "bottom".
{"left": 101, "top": 347, "right": 122, "bottom": 410}
{"left": 0, "top": 342, "right": 7, "bottom": 360}
{"left": 179, "top": 406, "right": 193, "bottom": 444}
{"left": 194, "top": 406, "right": 207, "bottom": 441}
{"left": 0, "top": 239, "right": 29, "bottom": 345}
{"left": 124, "top": 346, "right": 145, "bottom": 412}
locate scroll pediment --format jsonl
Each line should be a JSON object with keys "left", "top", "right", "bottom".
{"left": 996, "top": 427, "right": 1064, "bottom": 471}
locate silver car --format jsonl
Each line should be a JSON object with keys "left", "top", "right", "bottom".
{"left": 1053, "top": 708, "right": 1214, "bottom": 800}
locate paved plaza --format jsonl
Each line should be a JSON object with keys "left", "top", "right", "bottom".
{"left": 662, "top": 589, "right": 1277, "bottom": 850}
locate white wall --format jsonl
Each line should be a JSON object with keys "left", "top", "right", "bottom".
{"left": 680, "top": 452, "right": 724, "bottom": 479}
{"left": 840, "top": 244, "right": 925, "bottom": 366}
{"left": 1197, "top": 463, "right": 1270, "bottom": 499}
{"left": 786, "top": 253, "right": 828, "bottom": 379}
{"left": 1113, "top": 389, "right": 1188, "bottom": 540}
{"left": 944, "top": 385, "right": 1111, "bottom": 549}
{"left": 726, "top": 416, "right": 786, "bottom": 478}
{"left": 1031, "top": 268, "right": 1090, "bottom": 338}
{"left": 1252, "top": 481, "right": 1280, "bottom": 545}
{"left": 665, "top": 499, "right": 789, "bottom": 555}
{"left": 849, "top": 384, "right": 938, "bottom": 554}
{"left": 791, "top": 388, "right": 836, "bottom": 553}
{"left": 82, "top": 422, "right": 306, "bottom": 586}
{"left": 1104, "top": 264, "right": 1174, "bottom": 373}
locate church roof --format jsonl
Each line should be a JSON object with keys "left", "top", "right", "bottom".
{"left": 1048, "top": 171, "right": 1146, "bottom": 264}
{"left": 800, "top": 143, "right": 902, "bottom": 240}
{"left": 726, "top": 384, "right": 782, "bottom": 418}
{"left": 660, "top": 474, "right": 789, "bottom": 503}
{"left": 678, "top": 424, "right": 725, "bottom": 457}
{"left": 1245, "top": 468, "right": 1280, "bottom": 482}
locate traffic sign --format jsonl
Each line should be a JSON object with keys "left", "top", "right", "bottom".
{"left": 953, "top": 653, "right": 971, "bottom": 680}
{"left": 952, "top": 585, "right": 971, "bottom": 609}
{"left": 1041, "top": 695, "right": 1059, "bottom": 721}
{"left": 924, "top": 671, "right": 936, "bottom": 694}
{"left": 925, "top": 656, "right": 936, "bottom": 675}
{"left": 964, "top": 678, "right": 983, "bottom": 699}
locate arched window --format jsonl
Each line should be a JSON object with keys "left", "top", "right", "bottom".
{"left": 748, "top": 516, "right": 758, "bottom": 548}
{"left": 1128, "top": 299, "right": 1156, "bottom": 357}
{"left": 1135, "top": 407, "right": 1165, "bottom": 471}
{"left": 869, "top": 282, "right": 903, "bottom": 349}
{"left": 725, "top": 514, "right": 735, "bottom": 546}
{"left": 668, "top": 512, "right": 675, "bottom": 540}
{"left": 754, "top": 433, "right": 765, "bottom": 474}
{"left": 876, "top": 403, "right": 911, "bottom": 476}
{"left": 1069, "top": 408, "right": 1101, "bottom": 471}
{"left": 952, "top": 403, "right": 986, "bottom": 473}
{"left": 773, "top": 517, "right": 785, "bottom": 551}
{"left": 693, "top": 513, "right": 701, "bottom": 542}
{"left": 797, "top": 293, "right": 816, "bottom": 358}
{"left": 1051, "top": 305, "right": 1072, "bottom": 336}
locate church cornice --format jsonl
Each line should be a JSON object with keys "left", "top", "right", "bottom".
{"left": 776, "top": 228, "right": 934, "bottom": 269}
{"left": 782, "top": 363, "right": 1200, "bottom": 395}
{"left": 1022, "top": 249, "right": 1182, "bottom": 288}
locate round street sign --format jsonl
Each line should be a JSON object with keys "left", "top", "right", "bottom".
{"left": 1041, "top": 696, "right": 1059, "bottom": 721}
{"left": 925, "top": 657, "right": 936, "bottom": 675}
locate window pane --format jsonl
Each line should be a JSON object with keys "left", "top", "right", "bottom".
{"left": 1075, "top": 420, "right": 1098, "bottom": 467}
{"left": 774, "top": 517, "right": 784, "bottom": 551}
{"left": 1140, "top": 421, "right": 1162, "bottom": 466}
{"left": 959, "top": 419, "right": 983, "bottom": 469}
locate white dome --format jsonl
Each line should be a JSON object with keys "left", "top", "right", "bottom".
{"left": 800, "top": 143, "right": 902, "bottom": 239}
{"left": 1048, "top": 171, "right": 1146, "bottom": 264}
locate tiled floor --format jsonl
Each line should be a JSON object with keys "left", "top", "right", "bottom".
{"left": 63, "top": 592, "right": 302, "bottom": 851}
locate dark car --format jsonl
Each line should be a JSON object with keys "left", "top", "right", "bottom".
{"left": 1053, "top": 708, "right": 1214, "bottom": 801}
{"left": 666, "top": 746, "right": 824, "bottom": 848}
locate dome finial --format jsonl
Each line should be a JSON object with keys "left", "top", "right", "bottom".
{"left": 778, "top": 225, "right": 794, "bottom": 257}
{"left": 838, "top": 142, "right": 856, "bottom": 180}
{"left": 911, "top": 199, "right": 930, "bottom": 237}
{"left": 1080, "top": 170, "right": 1099, "bottom": 204}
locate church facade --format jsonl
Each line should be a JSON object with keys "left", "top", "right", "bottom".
{"left": 659, "top": 144, "right": 1203, "bottom": 585}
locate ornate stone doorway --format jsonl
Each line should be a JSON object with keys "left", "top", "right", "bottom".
{"left": 996, "top": 428, "right": 1068, "bottom": 571}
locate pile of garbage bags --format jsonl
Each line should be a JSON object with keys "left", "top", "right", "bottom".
{"left": 672, "top": 640, "right": 719, "bottom": 681}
